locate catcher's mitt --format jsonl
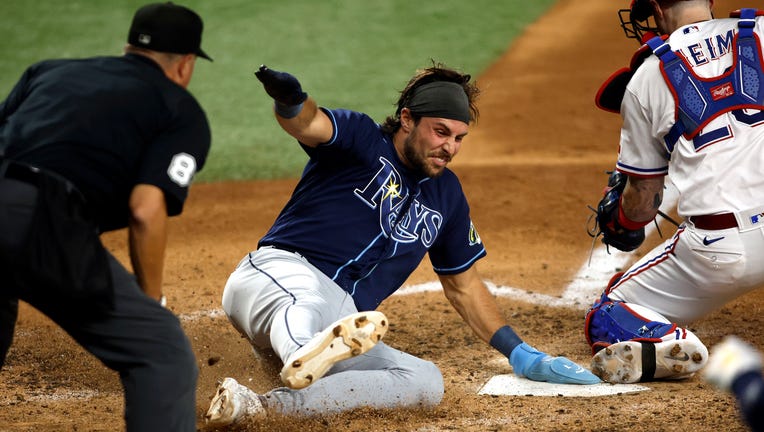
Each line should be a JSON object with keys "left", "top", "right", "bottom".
{"left": 587, "top": 171, "right": 645, "bottom": 252}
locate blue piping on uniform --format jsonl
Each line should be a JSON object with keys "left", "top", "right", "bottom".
{"left": 348, "top": 241, "right": 401, "bottom": 296}
{"left": 247, "top": 251, "right": 304, "bottom": 348}
{"left": 433, "top": 247, "right": 486, "bottom": 273}
{"left": 320, "top": 107, "right": 339, "bottom": 145}
{"left": 331, "top": 232, "right": 385, "bottom": 281}
{"left": 615, "top": 160, "right": 668, "bottom": 176}
{"left": 612, "top": 227, "right": 684, "bottom": 291}
{"left": 350, "top": 262, "right": 380, "bottom": 297}
{"left": 387, "top": 240, "right": 399, "bottom": 258}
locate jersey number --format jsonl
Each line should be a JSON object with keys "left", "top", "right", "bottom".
{"left": 167, "top": 153, "right": 197, "bottom": 187}
{"left": 694, "top": 109, "right": 764, "bottom": 150}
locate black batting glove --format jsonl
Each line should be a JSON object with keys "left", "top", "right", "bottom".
{"left": 254, "top": 65, "right": 308, "bottom": 106}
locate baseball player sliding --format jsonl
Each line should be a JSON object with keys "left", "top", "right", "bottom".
{"left": 205, "top": 62, "right": 599, "bottom": 426}
{"left": 587, "top": 0, "right": 764, "bottom": 384}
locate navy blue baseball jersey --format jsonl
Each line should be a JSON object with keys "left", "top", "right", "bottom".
{"left": 258, "top": 108, "right": 486, "bottom": 310}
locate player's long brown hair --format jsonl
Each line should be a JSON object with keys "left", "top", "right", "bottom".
{"left": 380, "top": 62, "right": 480, "bottom": 135}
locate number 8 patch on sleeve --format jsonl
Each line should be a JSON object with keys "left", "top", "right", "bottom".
{"left": 167, "top": 152, "right": 197, "bottom": 187}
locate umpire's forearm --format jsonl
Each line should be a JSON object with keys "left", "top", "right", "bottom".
{"left": 129, "top": 221, "right": 166, "bottom": 301}
{"left": 128, "top": 184, "right": 168, "bottom": 301}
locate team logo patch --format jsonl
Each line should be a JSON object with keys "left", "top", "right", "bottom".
{"left": 710, "top": 82, "right": 734, "bottom": 101}
{"left": 468, "top": 221, "right": 481, "bottom": 246}
{"left": 167, "top": 152, "right": 197, "bottom": 187}
{"left": 751, "top": 212, "right": 764, "bottom": 225}
{"left": 683, "top": 25, "right": 699, "bottom": 34}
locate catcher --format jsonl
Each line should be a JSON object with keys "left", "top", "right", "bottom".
{"left": 585, "top": 1, "right": 764, "bottom": 384}
{"left": 205, "top": 62, "right": 599, "bottom": 426}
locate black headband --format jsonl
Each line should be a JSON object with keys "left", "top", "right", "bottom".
{"left": 406, "top": 81, "right": 471, "bottom": 123}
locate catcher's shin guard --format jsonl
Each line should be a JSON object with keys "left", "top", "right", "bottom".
{"left": 584, "top": 297, "right": 676, "bottom": 354}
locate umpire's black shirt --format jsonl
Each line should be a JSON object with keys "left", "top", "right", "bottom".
{"left": 0, "top": 53, "right": 211, "bottom": 232}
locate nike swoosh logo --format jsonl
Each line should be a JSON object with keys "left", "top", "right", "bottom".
{"left": 664, "top": 353, "right": 690, "bottom": 361}
{"left": 703, "top": 236, "right": 725, "bottom": 246}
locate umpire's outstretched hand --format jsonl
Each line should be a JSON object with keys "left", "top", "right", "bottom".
{"left": 255, "top": 65, "right": 308, "bottom": 106}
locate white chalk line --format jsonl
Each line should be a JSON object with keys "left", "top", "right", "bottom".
{"left": 0, "top": 388, "right": 102, "bottom": 406}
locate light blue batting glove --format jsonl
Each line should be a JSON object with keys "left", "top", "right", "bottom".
{"left": 509, "top": 343, "right": 601, "bottom": 385}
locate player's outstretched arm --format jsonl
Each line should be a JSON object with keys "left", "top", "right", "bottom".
{"left": 254, "top": 65, "right": 332, "bottom": 147}
{"left": 439, "top": 268, "right": 600, "bottom": 385}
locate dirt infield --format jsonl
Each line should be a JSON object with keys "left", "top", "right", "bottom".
{"left": 1, "top": 1, "right": 761, "bottom": 431}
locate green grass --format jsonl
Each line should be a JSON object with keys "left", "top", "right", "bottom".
{"left": 0, "top": 0, "right": 556, "bottom": 181}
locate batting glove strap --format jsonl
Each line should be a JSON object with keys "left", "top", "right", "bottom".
{"left": 274, "top": 101, "right": 304, "bottom": 119}
{"left": 510, "top": 343, "right": 601, "bottom": 385}
{"left": 489, "top": 325, "right": 523, "bottom": 358}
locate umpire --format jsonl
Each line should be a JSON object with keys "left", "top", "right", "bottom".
{"left": 0, "top": 2, "right": 211, "bottom": 431}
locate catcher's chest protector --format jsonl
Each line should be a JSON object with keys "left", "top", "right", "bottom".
{"left": 648, "top": 8, "right": 764, "bottom": 151}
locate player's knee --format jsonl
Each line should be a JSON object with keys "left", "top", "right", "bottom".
{"left": 412, "top": 360, "right": 444, "bottom": 407}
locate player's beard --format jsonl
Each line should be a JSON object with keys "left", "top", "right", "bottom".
{"left": 402, "top": 131, "right": 449, "bottom": 178}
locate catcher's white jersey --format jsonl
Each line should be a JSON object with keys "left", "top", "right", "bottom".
{"left": 619, "top": 16, "right": 764, "bottom": 217}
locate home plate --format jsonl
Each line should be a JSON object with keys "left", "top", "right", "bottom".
{"left": 478, "top": 374, "right": 649, "bottom": 397}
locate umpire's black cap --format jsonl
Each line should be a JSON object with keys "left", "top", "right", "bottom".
{"left": 128, "top": 2, "right": 212, "bottom": 61}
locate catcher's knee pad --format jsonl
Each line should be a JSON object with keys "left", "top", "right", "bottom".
{"left": 585, "top": 298, "right": 676, "bottom": 354}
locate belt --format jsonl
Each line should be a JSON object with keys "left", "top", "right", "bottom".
{"left": 0, "top": 158, "right": 84, "bottom": 201}
{"left": 258, "top": 243, "right": 304, "bottom": 257}
{"left": 1, "top": 158, "right": 40, "bottom": 184}
{"left": 689, "top": 213, "right": 738, "bottom": 230}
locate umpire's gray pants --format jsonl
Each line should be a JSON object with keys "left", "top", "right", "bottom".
{"left": 0, "top": 253, "right": 198, "bottom": 432}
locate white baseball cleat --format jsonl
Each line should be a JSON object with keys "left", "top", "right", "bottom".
{"left": 205, "top": 377, "right": 265, "bottom": 426}
{"left": 280, "top": 311, "right": 388, "bottom": 389}
{"left": 591, "top": 339, "right": 708, "bottom": 384}
{"left": 703, "top": 335, "right": 763, "bottom": 391}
